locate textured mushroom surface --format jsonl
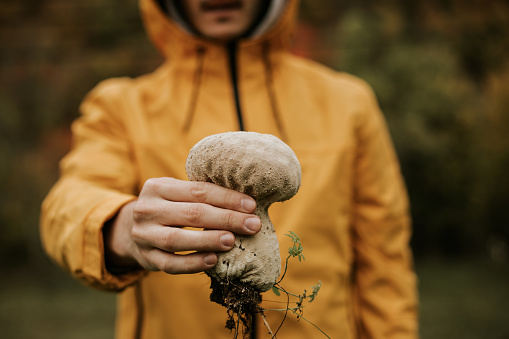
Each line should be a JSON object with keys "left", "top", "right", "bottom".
{"left": 186, "top": 131, "right": 301, "bottom": 292}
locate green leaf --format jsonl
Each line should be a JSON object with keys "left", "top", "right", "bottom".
{"left": 272, "top": 285, "right": 281, "bottom": 296}
{"left": 285, "top": 231, "right": 300, "bottom": 243}
{"left": 309, "top": 281, "right": 322, "bottom": 303}
{"left": 286, "top": 231, "right": 305, "bottom": 261}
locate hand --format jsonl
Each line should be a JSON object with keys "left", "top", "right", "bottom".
{"left": 103, "top": 177, "right": 261, "bottom": 274}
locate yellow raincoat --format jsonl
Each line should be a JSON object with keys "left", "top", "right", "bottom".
{"left": 41, "top": 0, "right": 418, "bottom": 337}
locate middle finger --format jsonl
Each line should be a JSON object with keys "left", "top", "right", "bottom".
{"left": 160, "top": 201, "right": 261, "bottom": 234}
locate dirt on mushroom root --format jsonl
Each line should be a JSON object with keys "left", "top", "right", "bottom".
{"left": 209, "top": 276, "right": 262, "bottom": 334}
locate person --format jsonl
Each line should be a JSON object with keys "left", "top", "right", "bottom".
{"left": 40, "top": 0, "right": 419, "bottom": 338}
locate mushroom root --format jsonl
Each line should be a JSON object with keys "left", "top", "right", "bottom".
{"left": 185, "top": 131, "right": 301, "bottom": 292}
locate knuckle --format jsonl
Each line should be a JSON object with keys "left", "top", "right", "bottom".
{"left": 189, "top": 182, "right": 209, "bottom": 202}
{"left": 161, "top": 259, "right": 175, "bottom": 274}
{"left": 224, "top": 189, "right": 240, "bottom": 208}
{"left": 132, "top": 200, "right": 153, "bottom": 221}
{"left": 143, "top": 178, "right": 158, "bottom": 191}
{"left": 182, "top": 204, "right": 204, "bottom": 225}
{"left": 130, "top": 224, "right": 143, "bottom": 242}
{"left": 164, "top": 177, "right": 179, "bottom": 189}
{"left": 135, "top": 248, "right": 153, "bottom": 271}
{"left": 225, "top": 211, "right": 236, "bottom": 229}
{"left": 163, "top": 229, "right": 177, "bottom": 251}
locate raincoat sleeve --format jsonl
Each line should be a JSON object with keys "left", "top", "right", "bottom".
{"left": 40, "top": 79, "right": 145, "bottom": 291}
{"left": 352, "top": 83, "right": 419, "bottom": 338}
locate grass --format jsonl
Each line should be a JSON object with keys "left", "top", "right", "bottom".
{"left": 0, "top": 265, "right": 116, "bottom": 339}
{"left": 416, "top": 257, "right": 509, "bottom": 339}
{"left": 0, "top": 257, "right": 507, "bottom": 338}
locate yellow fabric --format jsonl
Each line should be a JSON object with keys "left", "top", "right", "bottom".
{"left": 40, "top": 0, "right": 418, "bottom": 338}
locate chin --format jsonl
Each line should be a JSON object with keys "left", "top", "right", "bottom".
{"left": 201, "top": 25, "right": 247, "bottom": 42}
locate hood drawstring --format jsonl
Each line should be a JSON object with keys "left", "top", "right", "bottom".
{"left": 183, "top": 43, "right": 288, "bottom": 140}
{"left": 262, "top": 42, "right": 288, "bottom": 142}
{"left": 183, "top": 46, "right": 206, "bottom": 131}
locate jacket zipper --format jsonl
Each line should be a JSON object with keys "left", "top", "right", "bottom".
{"left": 227, "top": 42, "right": 245, "bottom": 131}
{"left": 227, "top": 43, "right": 259, "bottom": 338}
{"left": 134, "top": 281, "right": 144, "bottom": 339}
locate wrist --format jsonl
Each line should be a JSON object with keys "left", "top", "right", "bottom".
{"left": 103, "top": 201, "right": 141, "bottom": 273}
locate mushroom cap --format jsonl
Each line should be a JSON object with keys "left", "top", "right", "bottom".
{"left": 186, "top": 132, "right": 301, "bottom": 205}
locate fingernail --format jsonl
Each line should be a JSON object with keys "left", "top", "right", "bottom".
{"left": 244, "top": 217, "right": 261, "bottom": 233}
{"left": 204, "top": 253, "right": 217, "bottom": 266}
{"left": 241, "top": 198, "right": 256, "bottom": 212}
{"left": 220, "top": 233, "right": 234, "bottom": 247}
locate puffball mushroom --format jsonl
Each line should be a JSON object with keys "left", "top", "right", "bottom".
{"left": 185, "top": 131, "right": 301, "bottom": 292}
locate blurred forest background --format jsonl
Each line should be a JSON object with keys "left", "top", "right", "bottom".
{"left": 1, "top": 0, "right": 508, "bottom": 338}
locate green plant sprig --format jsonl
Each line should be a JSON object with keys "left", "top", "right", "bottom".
{"left": 261, "top": 232, "right": 329, "bottom": 338}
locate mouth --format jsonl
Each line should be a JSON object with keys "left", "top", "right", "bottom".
{"left": 201, "top": 0, "right": 242, "bottom": 12}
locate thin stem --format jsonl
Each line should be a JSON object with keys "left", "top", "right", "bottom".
{"left": 262, "top": 300, "right": 294, "bottom": 304}
{"left": 261, "top": 307, "right": 303, "bottom": 312}
{"left": 276, "top": 255, "right": 291, "bottom": 284}
{"left": 260, "top": 312, "right": 276, "bottom": 338}
{"left": 273, "top": 284, "right": 289, "bottom": 338}
{"left": 274, "top": 284, "right": 301, "bottom": 299}
{"left": 263, "top": 308, "right": 330, "bottom": 338}
{"left": 233, "top": 316, "right": 239, "bottom": 339}
{"left": 291, "top": 312, "right": 331, "bottom": 339}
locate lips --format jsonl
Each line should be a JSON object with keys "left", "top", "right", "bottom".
{"left": 201, "top": 0, "right": 242, "bottom": 11}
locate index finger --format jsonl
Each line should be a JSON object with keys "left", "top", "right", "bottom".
{"left": 144, "top": 177, "right": 257, "bottom": 213}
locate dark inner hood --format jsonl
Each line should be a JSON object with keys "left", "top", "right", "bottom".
{"left": 152, "top": 0, "right": 285, "bottom": 41}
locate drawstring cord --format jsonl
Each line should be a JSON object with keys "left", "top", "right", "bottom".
{"left": 262, "top": 42, "right": 288, "bottom": 143}
{"left": 183, "top": 46, "right": 206, "bottom": 131}
{"left": 183, "top": 43, "right": 288, "bottom": 142}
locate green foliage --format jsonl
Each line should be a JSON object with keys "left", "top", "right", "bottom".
{"left": 271, "top": 285, "right": 280, "bottom": 296}
{"left": 303, "top": 0, "right": 509, "bottom": 257}
{"left": 268, "top": 281, "right": 329, "bottom": 338}
{"left": 309, "top": 281, "right": 321, "bottom": 303}
{"left": 268, "top": 232, "right": 328, "bottom": 337}
{"left": 269, "top": 281, "right": 328, "bottom": 338}
{"left": 285, "top": 231, "right": 305, "bottom": 262}
{"left": 271, "top": 281, "right": 322, "bottom": 303}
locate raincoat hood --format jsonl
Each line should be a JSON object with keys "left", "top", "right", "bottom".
{"left": 135, "top": 0, "right": 300, "bottom": 139}
{"left": 139, "top": 0, "right": 298, "bottom": 58}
